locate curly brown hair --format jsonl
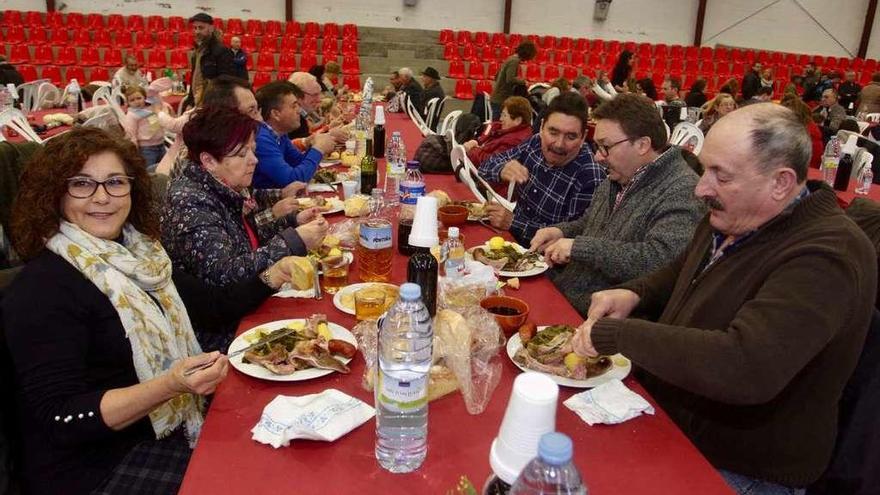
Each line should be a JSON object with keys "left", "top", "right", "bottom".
{"left": 10, "top": 127, "right": 158, "bottom": 260}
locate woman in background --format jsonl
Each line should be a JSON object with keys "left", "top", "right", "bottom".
{"left": 610, "top": 50, "right": 635, "bottom": 91}
{"left": 699, "top": 93, "right": 737, "bottom": 134}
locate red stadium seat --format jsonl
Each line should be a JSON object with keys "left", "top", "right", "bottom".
{"left": 72, "top": 29, "right": 91, "bottom": 45}
{"left": 476, "top": 79, "right": 493, "bottom": 95}
{"left": 24, "top": 11, "right": 43, "bottom": 28}
{"left": 492, "top": 33, "right": 507, "bottom": 46}
{"left": 48, "top": 28, "right": 70, "bottom": 46}
{"left": 241, "top": 35, "right": 258, "bottom": 53}
{"left": 8, "top": 45, "right": 30, "bottom": 64}
{"left": 146, "top": 48, "right": 167, "bottom": 69}
{"left": 685, "top": 46, "right": 699, "bottom": 61}
{"left": 168, "top": 16, "right": 185, "bottom": 32}
{"left": 556, "top": 37, "right": 572, "bottom": 51}
{"left": 574, "top": 38, "right": 589, "bottom": 52}
{"left": 213, "top": 18, "right": 225, "bottom": 32}
{"left": 45, "top": 11, "right": 63, "bottom": 29}
{"left": 570, "top": 51, "right": 585, "bottom": 66}
{"left": 246, "top": 19, "right": 263, "bottom": 36}
{"left": 457, "top": 30, "right": 472, "bottom": 45}
{"left": 540, "top": 35, "right": 555, "bottom": 50}
{"left": 544, "top": 65, "right": 560, "bottom": 81}
{"left": 278, "top": 51, "right": 297, "bottom": 72}
{"left": 534, "top": 49, "right": 549, "bottom": 65}
{"left": 177, "top": 31, "right": 194, "bottom": 48}
{"left": 83, "top": 13, "right": 102, "bottom": 30}
{"left": 102, "top": 49, "right": 122, "bottom": 68}
{"left": 455, "top": 78, "right": 474, "bottom": 99}
{"left": 33, "top": 45, "right": 53, "bottom": 65}
{"left": 508, "top": 33, "right": 523, "bottom": 47}
{"left": 107, "top": 14, "right": 125, "bottom": 31}
{"left": 226, "top": 18, "right": 244, "bottom": 35}
{"left": 299, "top": 51, "right": 317, "bottom": 71}
{"left": 255, "top": 51, "right": 275, "bottom": 72}
{"left": 284, "top": 21, "right": 301, "bottom": 37}
{"left": 342, "top": 24, "right": 358, "bottom": 40}
{"left": 443, "top": 43, "right": 459, "bottom": 60}
{"left": 126, "top": 15, "right": 144, "bottom": 31}
{"left": 301, "top": 37, "right": 318, "bottom": 52}
{"left": 343, "top": 74, "right": 360, "bottom": 91}
{"left": 322, "top": 43, "right": 338, "bottom": 62}
{"left": 448, "top": 59, "right": 465, "bottom": 78}
{"left": 92, "top": 30, "right": 113, "bottom": 48}
{"left": 89, "top": 67, "right": 109, "bottom": 82}
{"left": 156, "top": 31, "right": 175, "bottom": 50}
{"left": 468, "top": 61, "right": 485, "bottom": 80}
{"left": 669, "top": 45, "right": 684, "bottom": 60}
{"left": 304, "top": 22, "right": 320, "bottom": 37}
{"left": 487, "top": 61, "right": 500, "bottom": 78}
{"left": 323, "top": 22, "right": 339, "bottom": 39}
{"left": 146, "top": 15, "right": 164, "bottom": 32}
{"left": 553, "top": 50, "right": 568, "bottom": 65}
{"left": 116, "top": 31, "right": 133, "bottom": 49}
{"left": 66, "top": 12, "right": 84, "bottom": 29}
{"left": 18, "top": 64, "right": 37, "bottom": 82}
{"left": 526, "top": 63, "right": 541, "bottom": 81}
{"left": 342, "top": 38, "right": 358, "bottom": 56}
{"left": 80, "top": 46, "right": 100, "bottom": 66}
{"left": 41, "top": 65, "right": 62, "bottom": 85}
{"left": 265, "top": 20, "right": 282, "bottom": 37}
{"left": 474, "top": 31, "right": 489, "bottom": 45}
{"left": 26, "top": 27, "right": 46, "bottom": 44}
{"left": 55, "top": 46, "right": 77, "bottom": 65}
{"left": 439, "top": 29, "right": 453, "bottom": 43}
{"left": 134, "top": 31, "right": 155, "bottom": 49}
{"left": 2, "top": 10, "right": 22, "bottom": 27}
{"left": 563, "top": 65, "right": 578, "bottom": 80}
{"left": 341, "top": 54, "right": 360, "bottom": 74}
{"left": 65, "top": 66, "right": 86, "bottom": 84}
{"left": 169, "top": 49, "right": 188, "bottom": 69}
{"left": 252, "top": 71, "right": 272, "bottom": 89}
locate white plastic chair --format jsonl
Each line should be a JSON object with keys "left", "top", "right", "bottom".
{"left": 15, "top": 79, "right": 49, "bottom": 113}
{"left": 854, "top": 148, "right": 873, "bottom": 181}
{"left": 35, "top": 82, "right": 61, "bottom": 110}
{"left": 669, "top": 122, "right": 705, "bottom": 155}
{"left": 81, "top": 106, "right": 120, "bottom": 132}
{"left": 482, "top": 91, "right": 492, "bottom": 124}
{"left": 426, "top": 96, "right": 447, "bottom": 132}
{"left": 424, "top": 97, "right": 440, "bottom": 131}
{"left": 864, "top": 113, "right": 880, "bottom": 123}
{"left": 439, "top": 110, "right": 462, "bottom": 136}
{"left": 406, "top": 96, "right": 433, "bottom": 137}
{"left": 449, "top": 130, "right": 516, "bottom": 211}
{"left": 0, "top": 108, "right": 43, "bottom": 143}
{"left": 92, "top": 85, "right": 126, "bottom": 123}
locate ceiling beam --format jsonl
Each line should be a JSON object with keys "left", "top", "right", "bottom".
{"left": 859, "top": 0, "right": 878, "bottom": 58}
{"left": 503, "top": 0, "right": 512, "bottom": 34}
{"left": 693, "top": 0, "right": 707, "bottom": 46}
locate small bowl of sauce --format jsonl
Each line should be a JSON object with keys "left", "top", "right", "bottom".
{"left": 480, "top": 295, "right": 530, "bottom": 335}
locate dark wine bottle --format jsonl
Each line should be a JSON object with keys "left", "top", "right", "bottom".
{"left": 373, "top": 124, "right": 385, "bottom": 158}
{"left": 833, "top": 151, "right": 854, "bottom": 191}
{"left": 406, "top": 247, "right": 437, "bottom": 317}
{"left": 360, "top": 138, "right": 378, "bottom": 194}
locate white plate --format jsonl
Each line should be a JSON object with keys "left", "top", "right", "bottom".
{"left": 332, "top": 282, "right": 399, "bottom": 315}
{"left": 320, "top": 159, "right": 341, "bottom": 167}
{"left": 228, "top": 319, "right": 357, "bottom": 382}
{"left": 321, "top": 197, "right": 344, "bottom": 215}
{"left": 506, "top": 330, "right": 631, "bottom": 388}
{"left": 308, "top": 183, "right": 337, "bottom": 193}
{"left": 467, "top": 242, "right": 549, "bottom": 278}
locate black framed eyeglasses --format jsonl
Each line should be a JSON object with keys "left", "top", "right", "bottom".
{"left": 66, "top": 176, "right": 134, "bottom": 199}
{"left": 595, "top": 137, "right": 633, "bottom": 156}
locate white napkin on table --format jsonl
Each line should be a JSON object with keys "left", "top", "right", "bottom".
{"left": 272, "top": 284, "right": 315, "bottom": 298}
{"left": 251, "top": 389, "right": 375, "bottom": 448}
{"left": 563, "top": 379, "right": 655, "bottom": 426}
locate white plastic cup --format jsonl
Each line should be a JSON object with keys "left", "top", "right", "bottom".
{"left": 408, "top": 196, "right": 439, "bottom": 248}
{"left": 342, "top": 180, "right": 358, "bottom": 199}
{"left": 345, "top": 139, "right": 356, "bottom": 154}
{"left": 489, "top": 372, "right": 559, "bottom": 484}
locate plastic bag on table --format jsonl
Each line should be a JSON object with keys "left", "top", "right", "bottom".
{"left": 326, "top": 217, "right": 360, "bottom": 250}
{"left": 351, "top": 320, "right": 378, "bottom": 392}
{"left": 434, "top": 306, "right": 504, "bottom": 415}
{"left": 438, "top": 260, "right": 499, "bottom": 310}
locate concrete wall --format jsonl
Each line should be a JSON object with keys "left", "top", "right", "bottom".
{"left": 5, "top": 0, "right": 879, "bottom": 59}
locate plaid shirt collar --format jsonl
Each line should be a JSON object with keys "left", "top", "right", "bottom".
{"left": 703, "top": 186, "right": 810, "bottom": 273}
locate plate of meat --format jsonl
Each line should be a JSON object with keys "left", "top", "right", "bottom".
{"left": 506, "top": 324, "right": 631, "bottom": 388}
{"left": 228, "top": 315, "right": 358, "bottom": 382}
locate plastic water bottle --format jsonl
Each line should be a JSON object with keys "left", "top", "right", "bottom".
{"left": 399, "top": 160, "right": 425, "bottom": 221}
{"left": 442, "top": 227, "right": 465, "bottom": 279}
{"left": 375, "top": 282, "right": 433, "bottom": 473}
{"left": 856, "top": 159, "right": 874, "bottom": 195}
{"left": 821, "top": 136, "right": 841, "bottom": 186}
{"left": 384, "top": 132, "right": 403, "bottom": 206}
{"left": 510, "top": 432, "right": 587, "bottom": 495}
{"left": 65, "top": 79, "right": 81, "bottom": 114}
{"left": 0, "top": 84, "right": 14, "bottom": 111}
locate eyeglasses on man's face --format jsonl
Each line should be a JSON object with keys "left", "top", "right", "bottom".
{"left": 66, "top": 176, "right": 134, "bottom": 199}
{"left": 594, "top": 137, "right": 632, "bottom": 156}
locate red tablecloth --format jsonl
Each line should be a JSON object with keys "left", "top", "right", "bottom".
{"left": 807, "top": 167, "right": 880, "bottom": 206}
{"left": 178, "top": 111, "right": 733, "bottom": 495}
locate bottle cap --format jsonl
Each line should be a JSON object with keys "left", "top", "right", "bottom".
{"left": 399, "top": 282, "right": 421, "bottom": 300}
{"left": 374, "top": 105, "right": 385, "bottom": 125}
{"left": 537, "top": 432, "right": 573, "bottom": 466}
{"left": 406, "top": 160, "right": 420, "bottom": 169}
{"left": 448, "top": 227, "right": 460, "bottom": 239}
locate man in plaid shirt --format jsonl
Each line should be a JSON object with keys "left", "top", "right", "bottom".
{"left": 479, "top": 92, "right": 606, "bottom": 245}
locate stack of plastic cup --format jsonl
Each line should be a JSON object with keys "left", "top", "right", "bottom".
{"left": 489, "top": 372, "right": 560, "bottom": 485}
{"left": 408, "top": 196, "right": 439, "bottom": 248}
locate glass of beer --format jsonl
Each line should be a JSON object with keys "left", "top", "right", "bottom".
{"left": 354, "top": 287, "right": 387, "bottom": 321}
{"left": 321, "top": 256, "right": 350, "bottom": 294}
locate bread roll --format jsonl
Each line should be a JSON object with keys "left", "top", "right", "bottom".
{"left": 282, "top": 256, "right": 315, "bottom": 290}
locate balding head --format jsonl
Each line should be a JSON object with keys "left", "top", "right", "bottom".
{"left": 695, "top": 103, "right": 811, "bottom": 236}
{"left": 287, "top": 72, "right": 322, "bottom": 112}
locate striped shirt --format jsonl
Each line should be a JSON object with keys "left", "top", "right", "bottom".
{"left": 480, "top": 134, "right": 606, "bottom": 244}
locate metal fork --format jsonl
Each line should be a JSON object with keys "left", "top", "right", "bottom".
{"left": 478, "top": 219, "right": 503, "bottom": 234}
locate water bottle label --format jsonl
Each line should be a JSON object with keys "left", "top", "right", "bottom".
{"left": 400, "top": 183, "right": 425, "bottom": 205}
{"left": 359, "top": 223, "right": 392, "bottom": 249}
{"left": 377, "top": 372, "right": 427, "bottom": 412}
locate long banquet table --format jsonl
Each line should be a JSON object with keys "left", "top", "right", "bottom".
{"left": 178, "top": 110, "right": 734, "bottom": 494}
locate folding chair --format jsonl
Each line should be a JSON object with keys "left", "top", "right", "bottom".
{"left": 439, "top": 110, "right": 462, "bottom": 136}
{"left": 406, "top": 96, "right": 433, "bottom": 137}
{"left": 0, "top": 108, "right": 43, "bottom": 143}
{"left": 669, "top": 122, "right": 705, "bottom": 155}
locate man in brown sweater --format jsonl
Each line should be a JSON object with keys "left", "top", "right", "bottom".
{"left": 573, "top": 103, "right": 877, "bottom": 494}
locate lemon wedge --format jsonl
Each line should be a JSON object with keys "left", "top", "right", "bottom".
{"left": 564, "top": 352, "right": 585, "bottom": 372}
{"left": 317, "top": 322, "right": 332, "bottom": 341}
{"left": 488, "top": 236, "right": 505, "bottom": 251}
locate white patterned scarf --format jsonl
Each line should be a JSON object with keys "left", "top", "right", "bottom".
{"left": 46, "top": 221, "right": 205, "bottom": 444}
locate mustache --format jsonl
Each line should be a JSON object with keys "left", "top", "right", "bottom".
{"left": 700, "top": 196, "right": 724, "bottom": 211}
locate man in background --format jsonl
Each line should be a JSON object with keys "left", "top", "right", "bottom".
{"left": 188, "top": 12, "right": 235, "bottom": 105}
{"left": 112, "top": 55, "right": 148, "bottom": 92}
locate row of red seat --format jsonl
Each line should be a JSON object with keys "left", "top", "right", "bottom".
{"left": 1, "top": 10, "right": 357, "bottom": 39}
{"left": 14, "top": 65, "right": 120, "bottom": 85}
{"left": 252, "top": 72, "right": 361, "bottom": 90}
{"left": 4, "top": 44, "right": 361, "bottom": 75}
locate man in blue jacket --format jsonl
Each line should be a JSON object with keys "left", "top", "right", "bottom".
{"left": 253, "top": 81, "right": 336, "bottom": 188}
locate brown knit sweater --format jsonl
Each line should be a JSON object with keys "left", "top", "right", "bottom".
{"left": 591, "top": 181, "right": 877, "bottom": 487}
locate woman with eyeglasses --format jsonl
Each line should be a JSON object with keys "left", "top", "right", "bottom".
{"left": 2, "top": 127, "right": 303, "bottom": 494}
{"left": 161, "top": 106, "right": 328, "bottom": 288}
